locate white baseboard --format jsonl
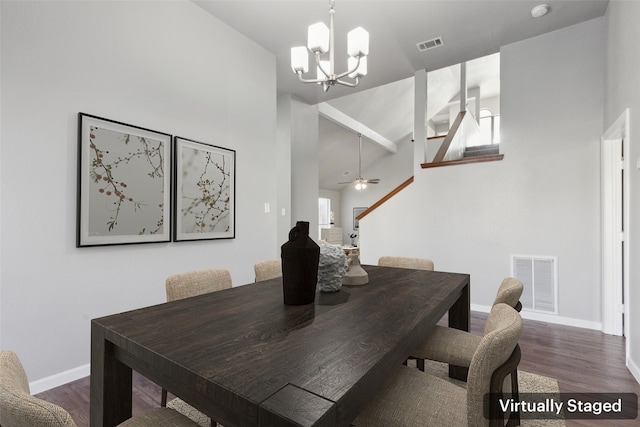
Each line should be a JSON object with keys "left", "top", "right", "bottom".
{"left": 470, "top": 304, "right": 603, "bottom": 331}
{"left": 627, "top": 355, "right": 640, "bottom": 385}
{"left": 29, "top": 363, "right": 90, "bottom": 395}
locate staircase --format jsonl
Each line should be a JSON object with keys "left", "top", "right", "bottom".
{"left": 463, "top": 144, "right": 500, "bottom": 158}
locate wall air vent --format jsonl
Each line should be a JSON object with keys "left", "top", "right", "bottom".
{"left": 417, "top": 37, "right": 444, "bottom": 52}
{"left": 511, "top": 255, "right": 558, "bottom": 314}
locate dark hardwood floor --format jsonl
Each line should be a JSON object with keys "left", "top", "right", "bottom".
{"left": 35, "top": 311, "right": 639, "bottom": 427}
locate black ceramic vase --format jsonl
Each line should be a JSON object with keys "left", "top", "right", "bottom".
{"left": 281, "top": 221, "right": 320, "bottom": 305}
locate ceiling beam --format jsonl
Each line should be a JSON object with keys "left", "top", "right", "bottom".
{"left": 318, "top": 103, "right": 397, "bottom": 153}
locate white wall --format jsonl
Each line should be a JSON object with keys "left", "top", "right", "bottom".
{"left": 276, "top": 95, "right": 293, "bottom": 251}
{"left": 359, "top": 18, "right": 604, "bottom": 327}
{"left": 604, "top": 0, "right": 640, "bottom": 382}
{"left": 0, "top": 1, "right": 277, "bottom": 388}
{"left": 278, "top": 95, "right": 319, "bottom": 240}
{"left": 341, "top": 134, "right": 414, "bottom": 244}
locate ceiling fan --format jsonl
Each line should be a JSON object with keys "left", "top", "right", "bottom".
{"left": 338, "top": 133, "right": 380, "bottom": 190}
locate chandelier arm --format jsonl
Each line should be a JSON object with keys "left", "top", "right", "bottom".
{"left": 335, "top": 77, "right": 360, "bottom": 87}
{"left": 296, "top": 73, "right": 328, "bottom": 84}
{"left": 334, "top": 55, "right": 362, "bottom": 80}
{"left": 315, "top": 52, "right": 332, "bottom": 80}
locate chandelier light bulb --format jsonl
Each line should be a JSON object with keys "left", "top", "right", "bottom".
{"left": 307, "top": 22, "right": 330, "bottom": 53}
{"left": 347, "top": 27, "right": 369, "bottom": 57}
{"left": 291, "top": 46, "right": 309, "bottom": 73}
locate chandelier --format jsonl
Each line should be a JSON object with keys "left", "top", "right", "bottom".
{"left": 290, "top": 0, "right": 369, "bottom": 92}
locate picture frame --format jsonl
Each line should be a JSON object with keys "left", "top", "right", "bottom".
{"left": 77, "top": 113, "right": 172, "bottom": 247}
{"left": 353, "top": 207, "right": 368, "bottom": 230}
{"left": 173, "top": 136, "right": 236, "bottom": 241}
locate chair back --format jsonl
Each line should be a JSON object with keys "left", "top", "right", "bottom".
{"left": 492, "top": 277, "right": 524, "bottom": 309}
{"left": 254, "top": 259, "right": 282, "bottom": 282}
{"left": 377, "top": 256, "right": 434, "bottom": 271}
{"left": 0, "top": 350, "right": 77, "bottom": 427}
{"left": 466, "top": 304, "right": 523, "bottom": 427}
{"left": 166, "top": 268, "right": 232, "bottom": 302}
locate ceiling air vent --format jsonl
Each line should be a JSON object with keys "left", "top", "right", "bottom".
{"left": 417, "top": 37, "right": 444, "bottom": 52}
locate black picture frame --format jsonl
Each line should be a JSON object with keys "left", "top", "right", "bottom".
{"left": 77, "top": 113, "right": 172, "bottom": 247}
{"left": 173, "top": 136, "right": 236, "bottom": 241}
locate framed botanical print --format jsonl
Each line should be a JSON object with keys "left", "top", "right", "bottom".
{"left": 173, "top": 136, "right": 236, "bottom": 241}
{"left": 77, "top": 113, "right": 171, "bottom": 247}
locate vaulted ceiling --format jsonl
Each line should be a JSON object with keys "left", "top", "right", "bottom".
{"left": 195, "top": 0, "right": 609, "bottom": 190}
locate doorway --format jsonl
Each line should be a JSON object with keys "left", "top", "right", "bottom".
{"left": 601, "top": 109, "right": 630, "bottom": 338}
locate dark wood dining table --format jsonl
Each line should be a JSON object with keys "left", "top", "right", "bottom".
{"left": 90, "top": 265, "right": 469, "bottom": 427}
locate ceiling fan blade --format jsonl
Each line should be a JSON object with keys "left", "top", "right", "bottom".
{"left": 362, "top": 179, "right": 380, "bottom": 183}
{"left": 338, "top": 181, "right": 356, "bottom": 185}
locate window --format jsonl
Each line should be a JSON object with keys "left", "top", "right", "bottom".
{"left": 318, "top": 197, "right": 331, "bottom": 239}
{"left": 479, "top": 109, "right": 500, "bottom": 145}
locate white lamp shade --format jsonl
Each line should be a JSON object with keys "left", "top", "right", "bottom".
{"left": 347, "top": 27, "right": 369, "bottom": 57}
{"left": 349, "top": 56, "right": 367, "bottom": 78}
{"left": 317, "top": 60, "right": 330, "bottom": 80}
{"left": 291, "top": 46, "right": 309, "bottom": 73}
{"left": 307, "top": 22, "right": 330, "bottom": 53}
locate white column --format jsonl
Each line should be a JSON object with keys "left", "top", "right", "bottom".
{"left": 414, "top": 69, "right": 428, "bottom": 173}
{"left": 460, "top": 62, "right": 467, "bottom": 113}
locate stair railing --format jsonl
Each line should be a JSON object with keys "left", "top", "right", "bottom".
{"left": 422, "top": 111, "right": 502, "bottom": 169}
{"left": 355, "top": 176, "right": 414, "bottom": 222}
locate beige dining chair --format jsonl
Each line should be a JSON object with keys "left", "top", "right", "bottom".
{"left": 409, "top": 277, "right": 524, "bottom": 425}
{"left": 163, "top": 268, "right": 232, "bottom": 427}
{"left": 377, "top": 256, "right": 434, "bottom": 271}
{"left": 351, "top": 303, "right": 523, "bottom": 427}
{"left": 254, "top": 258, "right": 282, "bottom": 282}
{"left": 165, "top": 268, "right": 232, "bottom": 302}
{"left": 0, "top": 350, "right": 201, "bottom": 427}
{"left": 410, "top": 277, "right": 523, "bottom": 367}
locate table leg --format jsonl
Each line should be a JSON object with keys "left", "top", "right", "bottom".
{"left": 448, "top": 281, "right": 470, "bottom": 381}
{"left": 90, "top": 321, "right": 132, "bottom": 427}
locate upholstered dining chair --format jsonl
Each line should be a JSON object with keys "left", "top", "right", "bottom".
{"left": 254, "top": 258, "right": 282, "bottom": 282}
{"left": 0, "top": 350, "right": 201, "bottom": 427}
{"left": 351, "top": 303, "right": 523, "bottom": 427}
{"left": 165, "top": 268, "right": 232, "bottom": 302}
{"left": 377, "top": 256, "right": 435, "bottom": 271}
{"left": 162, "top": 268, "right": 232, "bottom": 427}
{"left": 410, "top": 277, "right": 523, "bottom": 368}
{"left": 409, "top": 277, "right": 524, "bottom": 425}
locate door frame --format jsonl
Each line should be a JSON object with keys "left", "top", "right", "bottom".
{"left": 601, "top": 109, "right": 630, "bottom": 338}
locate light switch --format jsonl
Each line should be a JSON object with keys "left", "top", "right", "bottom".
{"left": 281, "top": 208, "right": 286, "bottom": 216}
{"left": 264, "top": 203, "right": 270, "bottom": 213}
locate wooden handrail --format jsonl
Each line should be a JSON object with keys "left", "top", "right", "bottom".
{"left": 432, "top": 111, "right": 466, "bottom": 163}
{"left": 356, "top": 176, "right": 414, "bottom": 221}
{"left": 421, "top": 154, "right": 504, "bottom": 169}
